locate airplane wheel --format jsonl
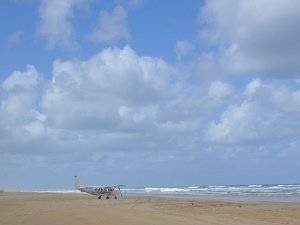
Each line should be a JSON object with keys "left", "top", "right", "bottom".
{"left": 115, "top": 196, "right": 117, "bottom": 199}
{"left": 98, "top": 196, "right": 101, "bottom": 199}
{"left": 106, "top": 196, "right": 109, "bottom": 199}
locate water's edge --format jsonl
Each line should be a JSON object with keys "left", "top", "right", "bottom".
{"left": 8, "top": 184, "right": 300, "bottom": 203}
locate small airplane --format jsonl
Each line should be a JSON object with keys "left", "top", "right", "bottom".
{"left": 74, "top": 176, "right": 125, "bottom": 199}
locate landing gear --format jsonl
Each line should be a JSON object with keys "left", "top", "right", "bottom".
{"left": 98, "top": 196, "right": 101, "bottom": 199}
{"left": 115, "top": 196, "right": 117, "bottom": 199}
{"left": 106, "top": 196, "right": 109, "bottom": 199}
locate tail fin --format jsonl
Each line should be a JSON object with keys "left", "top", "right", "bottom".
{"left": 74, "top": 176, "right": 81, "bottom": 190}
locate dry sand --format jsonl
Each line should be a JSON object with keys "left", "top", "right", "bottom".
{"left": 1, "top": 192, "right": 300, "bottom": 225}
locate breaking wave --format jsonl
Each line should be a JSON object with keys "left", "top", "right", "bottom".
{"left": 123, "top": 184, "right": 300, "bottom": 202}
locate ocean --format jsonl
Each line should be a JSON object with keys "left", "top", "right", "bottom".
{"left": 123, "top": 184, "right": 300, "bottom": 203}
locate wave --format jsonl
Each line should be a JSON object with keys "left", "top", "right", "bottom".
{"left": 123, "top": 184, "right": 300, "bottom": 200}
{"left": 248, "top": 185, "right": 263, "bottom": 188}
{"left": 208, "top": 185, "right": 227, "bottom": 188}
{"left": 145, "top": 188, "right": 191, "bottom": 192}
{"left": 187, "top": 186, "right": 198, "bottom": 189}
{"left": 277, "top": 184, "right": 300, "bottom": 187}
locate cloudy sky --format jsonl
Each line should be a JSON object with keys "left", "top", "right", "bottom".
{"left": 1, "top": 0, "right": 300, "bottom": 190}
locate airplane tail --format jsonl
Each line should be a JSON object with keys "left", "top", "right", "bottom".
{"left": 74, "top": 176, "right": 81, "bottom": 190}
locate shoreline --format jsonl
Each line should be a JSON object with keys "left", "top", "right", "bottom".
{"left": 1, "top": 192, "right": 300, "bottom": 225}
{"left": 3, "top": 183, "right": 300, "bottom": 204}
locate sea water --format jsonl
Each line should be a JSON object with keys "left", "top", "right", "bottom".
{"left": 123, "top": 184, "right": 300, "bottom": 203}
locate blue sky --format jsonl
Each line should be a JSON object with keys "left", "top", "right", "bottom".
{"left": 1, "top": 0, "right": 300, "bottom": 190}
{"left": 1, "top": 0, "right": 201, "bottom": 78}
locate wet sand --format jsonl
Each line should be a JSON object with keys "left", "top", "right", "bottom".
{"left": 1, "top": 192, "right": 300, "bottom": 225}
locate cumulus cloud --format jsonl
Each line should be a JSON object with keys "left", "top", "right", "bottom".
{"left": 198, "top": 0, "right": 300, "bottom": 78}
{"left": 0, "top": 46, "right": 227, "bottom": 158}
{"left": 0, "top": 65, "right": 45, "bottom": 137}
{"left": 42, "top": 46, "right": 172, "bottom": 130}
{"left": 36, "top": 0, "right": 89, "bottom": 49}
{"left": 2, "top": 65, "right": 40, "bottom": 92}
{"left": 88, "top": 6, "right": 130, "bottom": 44}
{"left": 3, "top": 48, "right": 299, "bottom": 159}
{"left": 2, "top": 42, "right": 300, "bottom": 187}
{"left": 205, "top": 79, "right": 300, "bottom": 146}
{"left": 0, "top": 48, "right": 158, "bottom": 148}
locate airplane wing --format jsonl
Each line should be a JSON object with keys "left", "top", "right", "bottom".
{"left": 102, "top": 185, "right": 126, "bottom": 189}
{"left": 114, "top": 185, "right": 126, "bottom": 187}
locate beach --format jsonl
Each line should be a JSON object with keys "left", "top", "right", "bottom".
{"left": 1, "top": 192, "right": 300, "bottom": 225}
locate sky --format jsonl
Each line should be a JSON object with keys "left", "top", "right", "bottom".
{"left": 1, "top": 0, "right": 300, "bottom": 190}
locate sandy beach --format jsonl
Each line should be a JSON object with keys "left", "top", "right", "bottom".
{"left": 0, "top": 192, "right": 300, "bottom": 225}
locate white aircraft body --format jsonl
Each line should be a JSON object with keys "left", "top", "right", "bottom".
{"left": 74, "top": 176, "right": 125, "bottom": 199}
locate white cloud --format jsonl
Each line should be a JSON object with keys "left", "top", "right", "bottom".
{"left": 1, "top": 45, "right": 300, "bottom": 187}
{"left": 0, "top": 65, "right": 43, "bottom": 127}
{"left": 205, "top": 101, "right": 270, "bottom": 145}
{"left": 36, "top": 0, "right": 89, "bottom": 49}
{"left": 41, "top": 45, "right": 172, "bottom": 130}
{"left": 205, "top": 79, "right": 300, "bottom": 145}
{"left": 244, "top": 78, "right": 261, "bottom": 96}
{"left": 2, "top": 65, "right": 39, "bottom": 91}
{"left": 198, "top": 0, "right": 300, "bottom": 78}
{"left": 0, "top": 46, "right": 223, "bottom": 157}
{"left": 88, "top": 6, "right": 130, "bottom": 44}
{"left": 175, "top": 40, "right": 193, "bottom": 60}
{"left": 208, "top": 81, "right": 232, "bottom": 99}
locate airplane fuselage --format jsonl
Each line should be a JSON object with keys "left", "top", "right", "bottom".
{"left": 74, "top": 176, "right": 124, "bottom": 199}
{"left": 80, "top": 186, "right": 121, "bottom": 198}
